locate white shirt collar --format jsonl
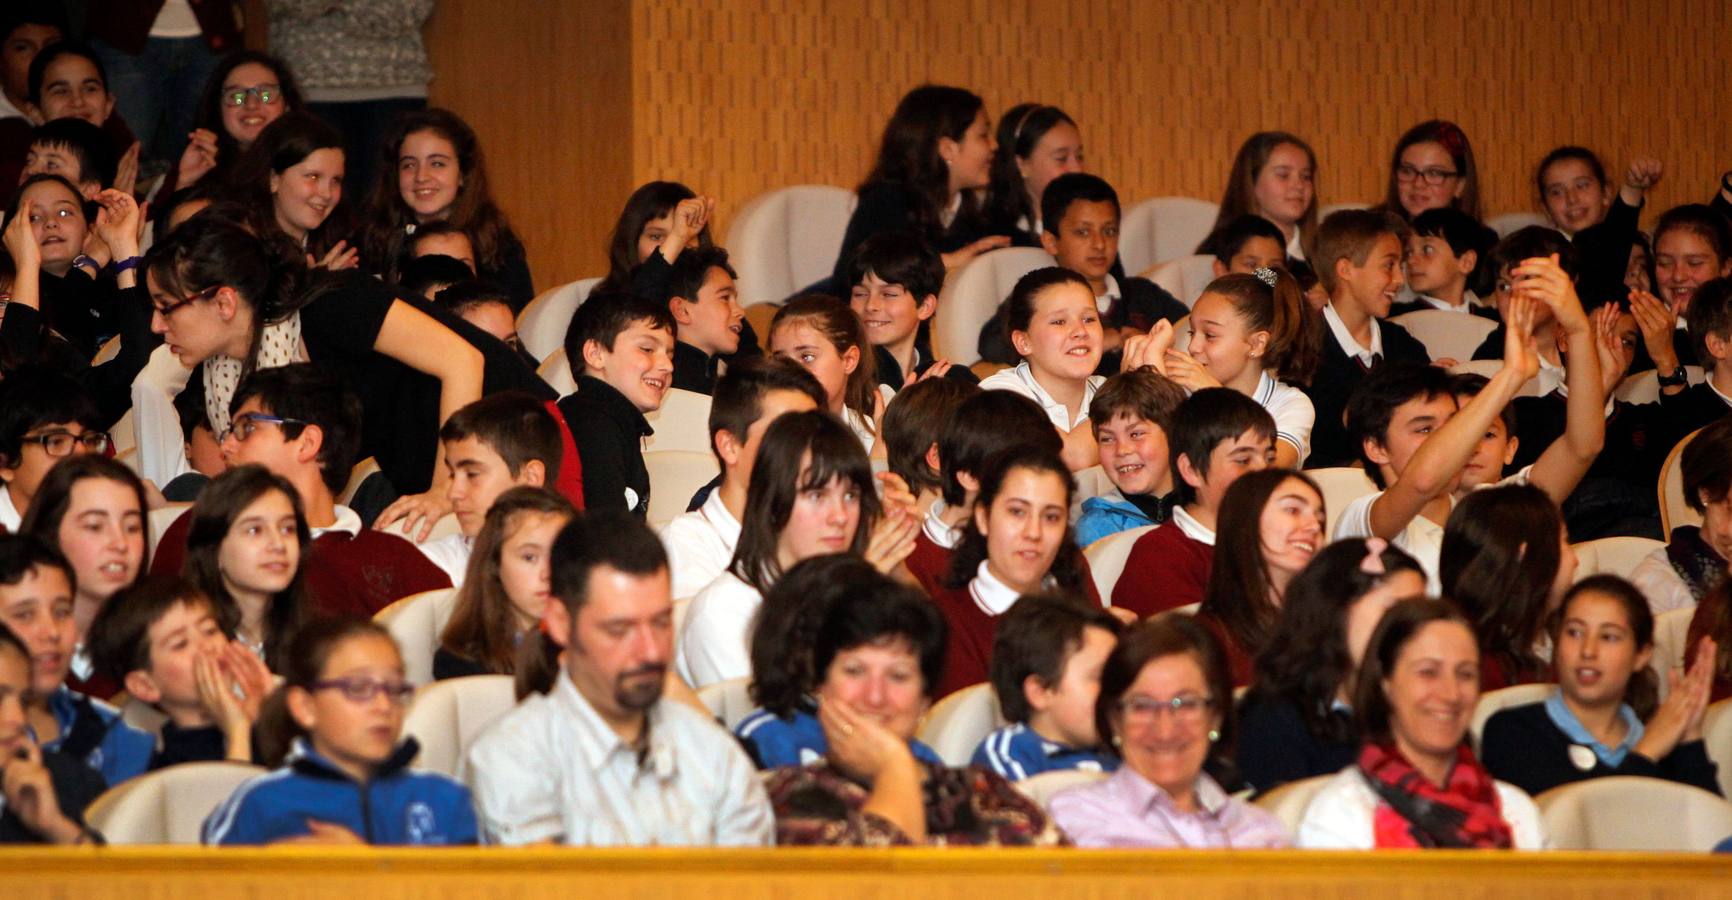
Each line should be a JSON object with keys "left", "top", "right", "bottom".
{"left": 1418, "top": 289, "right": 1480, "bottom": 313}
{"left": 1286, "top": 226, "right": 1305, "bottom": 261}
{"left": 1536, "top": 352, "right": 1567, "bottom": 397}
{"left": 554, "top": 670, "right": 678, "bottom": 777}
{"left": 922, "top": 500, "right": 964, "bottom": 550}
{"left": 968, "top": 560, "right": 1023, "bottom": 616}
{"left": 0, "top": 92, "right": 23, "bottom": 122}
{"left": 1708, "top": 378, "right": 1732, "bottom": 409}
{"left": 1322, "top": 302, "right": 1382, "bottom": 364}
{"left": 1097, "top": 273, "right": 1122, "bottom": 314}
{"left": 1172, "top": 505, "right": 1216, "bottom": 546}
{"left": 0, "top": 486, "right": 19, "bottom": 533}
{"left": 699, "top": 489, "right": 742, "bottom": 546}
{"left": 312, "top": 505, "right": 364, "bottom": 538}
{"left": 1007, "top": 361, "right": 1098, "bottom": 431}
{"left": 940, "top": 193, "right": 962, "bottom": 229}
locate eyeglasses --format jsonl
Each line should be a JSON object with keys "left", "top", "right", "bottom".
{"left": 1396, "top": 164, "right": 1461, "bottom": 186}
{"left": 152, "top": 285, "right": 220, "bottom": 319}
{"left": 223, "top": 412, "right": 310, "bottom": 443}
{"left": 23, "top": 429, "right": 111, "bottom": 457}
{"left": 310, "top": 677, "right": 415, "bottom": 705}
{"left": 1119, "top": 694, "right": 1214, "bottom": 724}
{"left": 223, "top": 84, "right": 282, "bottom": 107}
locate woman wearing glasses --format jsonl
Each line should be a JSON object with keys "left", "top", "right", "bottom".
{"left": 168, "top": 51, "right": 304, "bottom": 201}
{"left": 203, "top": 618, "right": 478, "bottom": 845}
{"left": 1048, "top": 615, "right": 1289, "bottom": 848}
{"left": 141, "top": 214, "right": 551, "bottom": 541}
{"left": 1379, "top": 120, "right": 1483, "bottom": 223}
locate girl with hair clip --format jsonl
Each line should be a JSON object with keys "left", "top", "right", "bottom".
{"left": 1534, "top": 146, "right": 1663, "bottom": 308}
{"left": 768, "top": 295, "right": 881, "bottom": 450}
{"left": 182, "top": 465, "right": 312, "bottom": 672}
{"left": 932, "top": 444, "right": 1102, "bottom": 699}
{"left": 1200, "top": 132, "right": 1318, "bottom": 261}
{"left": 434, "top": 486, "right": 575, "bottom": 680}
{"left": 679, "top": 410, "right": 915, "bottom": 689}
{"left": 1296, "top": 598, "right": 1546, "bottom": 849}
{"left": 985, "top": 103, "right": 1084, "bottom": 245}
{"left": 735, "top": 554, "right": 947, "bottom": 769}
{"left": 225, "top": 111, "right": 358, "bottom": 272}
{"left": 202, "top": 618, "right": 478, "bottom": 845}
{"left": 20, "top": 455, "right": 149, "bottom": 700}
{"left": 1439, "top": 483, "right": 1578, "bottom": 691}
{"left": 978, "top": 267, "right": 1106, "bottom": 471}
{"left": 1237, "top": 537, "right": 1426, "bottom": 795}
{"left": 1130, "top": 267, "right": 1321, "bottom": 468}
{"left": 1380, "top": 120, "right": 1481, "bottom": 222}
{"left": 1482, "top": 575, "right": 1721, "bottom": 797}
{"left": 169, "top": 51, "right": 305, "bottom": 199}
{"left": 1194, "top": 468, "right": 1325, "bottom": 686}
{"left": 360, "top": 108, "right": 533, "bottom": 310}
{"left": 1629, "top": 204, "right": 1732, "bottom": 373}
{"left": 141, "top": 214, "right": 551, "bottom": 542}
{"left": 830, "top": 85, "right": 1011, "bottom": 290}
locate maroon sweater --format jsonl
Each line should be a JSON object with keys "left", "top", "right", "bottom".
{"left": 927, "top": 563, "right": 1102, "bottom": 700}
{"left": 1111, "top": 521, "right": 1213, "bottom": 618}
{"left": 906, "top": 529, "right": 953, "bottom": 600}
{"left": 151, "top": 510, "right": 451, "bottom": 619}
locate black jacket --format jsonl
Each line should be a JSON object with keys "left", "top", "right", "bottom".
{"left": 1301, "top": 318, "right": 1430, "bottom": 469}
{"left": 558, "top": 374, "right": 653, "bottom": 517}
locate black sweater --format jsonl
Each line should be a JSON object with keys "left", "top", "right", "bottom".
{"left": 1235, "top": 693, "right": 1358, "bottom": 796}
{"left": 1301, "top": 318, "right": 1431, "bottom": 469}
{"left": 1480, "top": 701, "right": 1721, "bottom": 798}
{"left": 557, "top": 374, "right": 653, "bottom": 517}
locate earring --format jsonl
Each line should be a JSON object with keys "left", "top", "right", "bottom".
{"left": 1112, "top": 735, "right": 1122, "bottom": 747}
{"left": 1207, "top": 729, "right": 1220, "bottom": 744}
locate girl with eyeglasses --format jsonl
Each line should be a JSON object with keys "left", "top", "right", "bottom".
{"left": 203, "top": 617, "right": 478, "bottom": 845}
{"left": 167, "top": 51, "right": 305, "bottom": 203}
{"left": 1380, "top": 120, "right": 1482, "bottom": 222}
{"left": 1049, "top": 615, "right": 1289, "bottom": 848}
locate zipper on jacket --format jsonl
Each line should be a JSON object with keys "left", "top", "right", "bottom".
{"left": 359, "top": 781, "right": 376, "bottom": 843}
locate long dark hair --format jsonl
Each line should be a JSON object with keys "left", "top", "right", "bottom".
{"left": 1381, "top": 119, "right": 1481, "bottom": 220}
{"left": 985, "top": 103, "right": 1077, "bottom": 232}
{"left": 1203, "top": 131, "right": 1319, "bottom": 251}
{"left": 194, "top": 50, "right": 304, "bottom": 161}
{"left": 749, "top": 555, "right": 902, "bottom": 715}
{"left": 943, "top": 444, "right": 1086, "bottom": 592}
{"left": 860, "top": 84, "right": 986, "bottom": 238}
{"left": 728, "top": 411, "right": 880, "bottom": 594}
{"left": 1201, "top": 469, "right": 1322, "bottom": 665}
{"left": 439, "top": 487, "right": 575, "bottom": 676}
{"left": 183, "top": 465, "right": 312, "bottom": 672}
{"left": 1440, "top": 484, "right": 1563, "bottom": 686}
{"left": 1555, "top": 575, "right": 1660, "bottom": 719}
{"left": 361, "top": 108, "right": 516, "bottom": 282}
{"left": 1354, "top": 599, "right": 1475, "bottom": 745}
{"left": 1246, "top": 538, "right": 1425, "bottom": 745}
{"left": 225, "top": 111, "right": 354, "bottom": 261}
{"left": 598, "top": 181, "right": 712, "bottom": 291}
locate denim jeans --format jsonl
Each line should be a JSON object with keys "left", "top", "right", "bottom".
{"left": 91, "top": 35, "right": 218, "bottom": 169}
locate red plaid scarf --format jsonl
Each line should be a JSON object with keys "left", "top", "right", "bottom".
{"left": 1358, "top": 741, "right": 1513, "bottom": 849}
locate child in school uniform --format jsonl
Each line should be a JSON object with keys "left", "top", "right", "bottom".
{"left": 1388, "top": 208, "right": 1498, "bottom": 321}
{"left": 556, "top": 290, "right": 677, "bottom": 517}
{"left": 1074, "top": 370, "right": 1186, "bottom": 547}
{"left": 845, "top": 230, "right": 979, "bottom": 391}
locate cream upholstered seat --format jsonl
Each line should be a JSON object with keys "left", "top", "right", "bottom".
{"left": 1253, "top": 773, "right": 1334, "bottom": 834}
{"left": 400, "top": 674, "right": 518, "bottom": 779}
{"left": 915, "top": 683, "right": 1005, "bottom": 766}
{"left": 1537, "top": 776, "right": 1732, "bottom": 851}
{"left": 1118, "top": 196, "right": 1219, "bottom": 275}
{"left": 84, "top": 761, "right": 268, "bottom": 844}
{"left": 1304, "top": 467, "right": 1378, "bottom": 538}
{"left": 373, "top": 588, "right": 462, "bottom": 687}
{"left": 537, "top": 348, "right": 576, "bottom": 395}
{"left": 696, "top": 677, "right": 758, "bottom": 731}
{"left": 1389, "top": 309, "right": 1498, "bottom": 363}
{"left": 146, "top": 504, "right": 191, "bottom": 568}
{"left": 645, "top": 450, "right": 722, "bottom": 529}
{"left": 1144, "top": 253, "right": 1218, "bottom": 308}
{"left": 1659, "top": 427, "right": 1704, "bottom": 534}
{"left": 931, "top": 247, "right": 1054, "bottom": 365}
{"left": 725, "top": 185, "right": 856, "bottom": 307}
{"left": 643, "top": 388, "right": 714, "bottom": 455}
{"left": 1016, "top": 769, "right": 1110, "bottom": 809}
{"left": 516, "top": 276, "right": 602, "bottom": 361}
{"left": 1571, "top": 536, "right": 1666, "bottom": 581}
{"left": 1468, "top": 683, "right": 1553, "bottom": 753}
{"left": 1487, "top": 211, "right": 1550, "bottom": 238}
{"left": 1082, "top": 524, "right": 1156, "bottom": 603}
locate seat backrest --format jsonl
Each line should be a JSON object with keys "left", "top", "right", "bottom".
{"left": 1015, "top": 769, "right": 1109, "bottom": 809}
{"left": 84, "top": 761, "right": 268, "bottom": 844}
{"left": 1571, "top": 536, "right": 1666, "bottom": 581}
{"left": 1118, "top": 197, "right": 1219, "bottom": 275}
{"left": 537, "top": 348, "right": 577, "bottom": 396}
{"left": 696, "top": 676, "right": 758, "bottom": 730}
{"left": 110, "top": 407, "right": 137, "bottom": 456}
{"left": 1488, "top": 211, "right": 1550, "bottom": 238}
{"left": 1537, "top": 776, "right": 1732, "bottom": 850}
{"left": 1702, "top": 699, "right": 1732, "bottom": 800}
{"left": 373, "top": 588, "right": 462, "bottom": 687}
{"left": 725, "top": 185, "right": 856, "bottom": 306}
{"left": 400, "top": 674, "right": 518, "bottom": 779}
{"left": 1450, "top": 359, "right": 1542, "bottom": 396}
{"left": 1388, "top": 309, "right": 1498, "bottom": 363}
{"left": 1143, "top": 253, "right": 1219, "bottom": 307}
{"left": 931, "top": 247, "right": 1054, "bottom": 365}
{"left": 516, "top": 277, "right": 602, "bottom": 361}
{"left": 120, "top": 696, "right": 169, "bottom": 736}
{"left": 1468, "top": 683, "right": 1553, "bottom": 753}
{"left": 1660, "top": 427, "right": 1704, "bottom": 534}
{"left": 914, "top": 683, "right": 1005, "bottom": 766}
{"left": 146, "top": 504, "right": 191, "bottom": 568}
{"left": 643, "top": 388, "right": 715, "bottom": 455}
{"left": 1082, "top": 524, "right": 1156, "bottom": 601}
{"left": 645, "top": 450, "right": 722, "bottom": 528}
{"left": 1303, "top": 467, "right": 1378, "bottom": 537}
{"left": 339, "top": 457, "right": 381, "bottom": 506}
{"left": 1253, "top": 773, "right": 1334, "bottom": 834}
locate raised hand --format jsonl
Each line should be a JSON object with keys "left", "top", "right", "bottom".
{"left": 1623, "top": 157, "right": 1664, "bottom": 193}
{"left": 1627, "top": 288, "right": 1680, "bottom": 372}
{"left": 1, "top": 739, "right": 82, "bottom": 843}
{"left": 1162, "top": 347, "right": 1221, "bottom": 391}
{"left": 177, "top": 128, "right": 220, "bottom": 188}
{"left": 1501, "top": 294, "right": 1541, "bottom": 384}
{"left": 93, "top": 189, "right": 142, "bottom": 260}
{"left": 2, "top": 205, "right": 39, "bottom": 273}
{"left": 1591, "top": 303, "right": 1632, "bottom": 393}
{"left": 1635, "top": 635, "right": 1717, "bottom": 761}
{"left": 1118, "top": 318, "right": 1173, "bottom": 374}
{"left": 311, "top": 239, "right": 361, "bottom": 271}
{"left": 1511, "top": 254, "right": 1588, "bottom": 336}
{"left": 940, "top": 235, "right": 1011, "bottom": 271}
{"left": 114, "top": 141, "right": 141, "bottom": 196}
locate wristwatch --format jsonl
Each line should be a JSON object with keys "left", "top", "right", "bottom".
{"left": 1657, "top": 366, "right": 1688, "bottom": 388}
{"left": 70, "top": 254, "right": 96, "bottom": 273}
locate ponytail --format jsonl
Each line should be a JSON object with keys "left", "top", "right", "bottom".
{"left": 1204, "top": 268, "right": 1322, "bottom": 387}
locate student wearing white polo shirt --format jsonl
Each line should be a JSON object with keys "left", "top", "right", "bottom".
{"left": 979, "top": 267, "right": 1105, "bottom": 471}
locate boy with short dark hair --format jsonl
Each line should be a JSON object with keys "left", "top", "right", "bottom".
{"left": 845, "top": 230, "right": 979, "bottom": 389}
{"left": 1112, "top": 388, "right": 1275, "bottom": 617}
{"left": 426, "top": 392, "right": 564, "bottom": 584}
{"left": 0, "top": 619, "right": 105, "bottom": 845}
{"left": 1076, "top": 369, "right": 1188, "bottom": 546}
{"left": 558, "top": 289, "right": 678, "bottom": 516}
{"left": 663, "top": 245, "right": 745, "bottom": 394}
{"left": 21, "top": 117, "right": 115, "bottom": 196}
{"left": 1203, "top": 214, "right": 1288, "bottom": 277}
{"left": 660, "top": 357, "right": 825, "bottom": 599}
{"left": 1302, "top": 209, "right": 1432, "bottom": 467}
{"left": 1391, "top": 208, "right": 1498, "bottom": 319}
{"left": 437, "top": 280, "right": 532, "bottom": 364}
{"left": 882, "top": 376, "right": 979, "bottom": 515}
{"left": 973, "top": 594, "right": 1123, "bottom": 780}
{"left": 0, "top": 368, "right": 107, "bottom": 532}
{"left": 85, "top": 576, "right": 268, "bottom": 769}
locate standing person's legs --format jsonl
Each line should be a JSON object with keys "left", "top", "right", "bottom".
{"left": 309, "top": 95, "right": 427, "bottom": 198}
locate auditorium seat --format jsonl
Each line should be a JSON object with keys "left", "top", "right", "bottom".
{"left": 1487, "top": 212, "right": 1550, "bottom": 238}
{"left": 696, "top": 676, "right": 757, "bottom": 730}
{"left": 1613, "top": 365, "right": 1705, "bottom": 404}
{"left": 743, "top": 301, "right": 780, "bottom": 346}
{"left": 1082, "top": 524, "right": 1155, "bottom": 599}
{"left": 1701, "top": 700, "right": 1732, "bottom": 799}
{"left": 915, "top": 682, "right": 1004, "bottom": 766}
{"left": 1659, "top": 427, "right": 1703, "bottom": 534}
{"left": 1468, "top": 683, "right": 1552, "bottom": 753}
{"left": 339, "top": 457, "right": 381, "bottom": 507}
{"left": 932, "top": 247, "right": 1053, "bottom": 365}
{"left": 146, "top": 504, "right": 191, "bottom": 568}
{"left": 645, "top": 450, "right": 722, "bottom": 528}
{"left": 1254, "top": 773, "right": 1333, "bottom": 834}
{"left": 93, "top": 335, "right": 121, "bottom": 365}
{"left": 400, "top": 673, "right": 516, "bottom": 779}
{"left": 373, "top": 587, "right": 461, "bottom": 687}
{"left": 516, "top": 276, "right": 602, "bottom": 361}
{"left": 1119, "top": 197, "right": 1218, "bottom": 275}
{"left": 1016, "top": 769, "right": 1109, "bottom": 809}
{"left": 110, "top": 407, "right": 136, "bottom": 456}
{"left": 643, "top": 388, "right": 714, "bottom": 455}
{"left": 1070, "top": 465, "right": 1113, "bottom": 523}
{"left": 121, "top": 696, "right": 168, "bottom": 737}
{"left": 1450, "top": 359, "right": 1543, "bottom": 397}
{"left": 1144, "top": 253, "right": 1217, "bottom": 307}
{"left": 1389, "top": 309, "right": 1498, "bottom": 363}
{"left": 536, "top": 348, "right": 576, "bottom": 395}
{"left": 726, "top": 185, "right": 856, "bottom": 307}
{"left": 1537, "top": 776, "right": 1732, "bottom": 851}
{"left": 84, "top": 761, "right": 268, "bottom": 844}
{"left": 1304, "top": 467, "right": 1378, "bottom": 537}
{"left": 1571, "top": 536, "right": 1666, "bottom": 581}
